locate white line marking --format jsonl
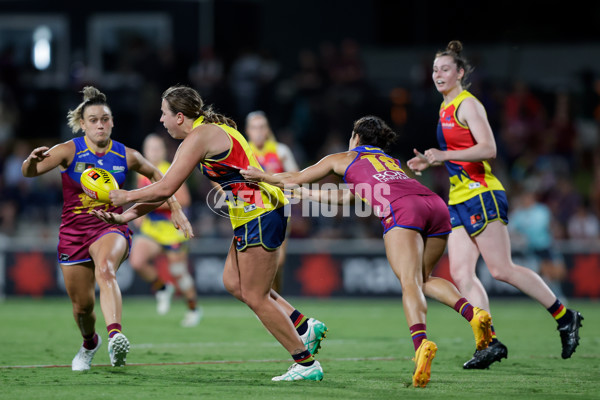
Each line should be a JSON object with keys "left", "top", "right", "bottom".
{"left": 0, "top": 356, "right": 399, "bottom": 369}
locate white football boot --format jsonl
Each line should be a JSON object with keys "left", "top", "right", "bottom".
{"left": 72, "top": 335, "right": 102, "bottom": 371}
{"left": 108, "top": 333, "right": 130, "bottom": 367}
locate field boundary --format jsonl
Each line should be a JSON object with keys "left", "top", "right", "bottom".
{"left": 0, "top": 356, "right": 399, "bottom": 369}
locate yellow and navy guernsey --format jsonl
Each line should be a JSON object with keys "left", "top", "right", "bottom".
{"left": 249, "top": 139, "right": 285, "bottom": 173}
{"left": 137, "top": 161, "right": 188, "bottom": 248}
{"left": 437, "top": 90, "right": 505, "bottom": 205}
{"left": 195, "top": 116, "right": 288, "bottom": 229}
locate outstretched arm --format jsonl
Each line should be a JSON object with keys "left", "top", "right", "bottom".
{"left": 110, "top": 129, "right": 208, "bottom": 207}
{"left": 125, "top": 146, "right": 193, "bottom": 237}
{"left": 294, "top": 186, "right": 356, "bottom": 205}
{"left": 22, "top": 142, "right": 74, "bottom": 177}
{"left": 241, "top": 152, "right": 354, "bottom": 187}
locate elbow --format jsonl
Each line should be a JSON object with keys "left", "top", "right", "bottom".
{"left": 156, "top": 184, "right": 177, "bottom": 202}
{"left": 483, "top": 143, "right": 497, "bottom": 160}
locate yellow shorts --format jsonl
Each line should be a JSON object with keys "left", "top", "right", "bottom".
{"left": 139, "top": 218, "right": 188, "bottom": 248}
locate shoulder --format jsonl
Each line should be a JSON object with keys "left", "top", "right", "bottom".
{"left": 189, "top": 123, "right": 227, "bottom": 144}
{"left": 329, "top": 151, "right": 357, "bottom": 171}
{"left": 52, "top": 140, "right": 76, "bottom": 157}
{"left": 457, "top": 95, "right": 487, "bottom": 121}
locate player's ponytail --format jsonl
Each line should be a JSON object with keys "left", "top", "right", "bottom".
{"left": 162, "top": 85, "right": 237, "bottom": 130}
{"left": 352, "top": 115, "right": 398, "bottom": 152}
{"left": 436, "top": 40, "right": 473, "bottom": 89}
{"left": 67, "top": 86, "right": 110, "bottom": 133}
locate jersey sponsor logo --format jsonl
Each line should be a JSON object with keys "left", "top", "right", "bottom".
{"left": 74, "top": 162, "right": 96, "bottom": 172}
{"left": 468, "top": 182, "right": 481, "bottom": 189}
{"left": 111, "top": 165, "right": 126, "bottom": 172}
{"left": 373, "top": 170, "right": 409, "bottom": 183}
{"left": 470, "top": 213, "right": 483, "bottom": 226}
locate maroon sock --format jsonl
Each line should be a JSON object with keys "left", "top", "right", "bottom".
{"left": 410, "top": 323, "right": 427, "bottom": 351}
{"left": 453, "top": 298, "right": 475, "bottom": 322}
{"left": 107, "top": 323, "right": 122, "bottom": 338}
{"left": 83, "top": 333, "right": 98, "bottom": 350}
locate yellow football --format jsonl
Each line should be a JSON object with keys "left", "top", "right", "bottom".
{"left": 80, "top": 167, "right": 119, "bottom": 203}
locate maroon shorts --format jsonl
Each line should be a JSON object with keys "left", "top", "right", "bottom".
{"left": 381, "top": 194, "right": 451, "bottom": 237}
{"left": 58, "top": 224, "right": 132, "bottom": 265}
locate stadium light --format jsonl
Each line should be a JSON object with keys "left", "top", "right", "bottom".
{"left": 32, "top": 25, "right": 52, "bottom": 70}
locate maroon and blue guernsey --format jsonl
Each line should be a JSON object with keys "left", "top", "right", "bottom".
{"left": 58, "top": 136, "right": 131, "bottom": 265}
{"left": 343, "top": 146, "right": 451, "bottom": 236}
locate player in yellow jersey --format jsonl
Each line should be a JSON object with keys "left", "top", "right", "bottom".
{"left": 407, "top": 40, "right": 582, "bottom": 369}
{"left": 245, "top": 111, "right": 298, "bottom": 293}
{"left": 93, "top": 85, "right": 326, "bottom": 382}
{"left": 129, "top": 133, "right": 201, "bottom": 327}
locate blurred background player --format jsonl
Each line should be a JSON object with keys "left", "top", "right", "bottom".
{"left": 245, "top": 110, "right": 298, "bottom": 293}
{"left": 129, "top": 133, "right": 201, "bottom": 327}
{"left": 21, "top": 86, "right": 191, "bottom": 371}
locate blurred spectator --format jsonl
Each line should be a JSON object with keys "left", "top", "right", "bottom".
{"left": 545, "top": 177, "right": 582, "bottom": 232}
{"left": 189, "top": 46, "right": 225, "bottom": 101}
{"left": 509, "top": 188, "right": 567, "bottom": 299}
{"left": 0, "top": 84, "right": 19, "bottom": 149}
{"left": 546, "top": 90, "right": 577, "bottom": 168}
{"left": 229, "top": 48, "right": 263, "bottom": 120}
{"left": 500, "top": 81, "right": 546, "bottom": 163}
{"left": 567, "top": 201, "right": 600, "bottom": 240}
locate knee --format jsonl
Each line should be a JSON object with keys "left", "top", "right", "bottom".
{"left": 72, "top": 299, "right": 94, "bottom": 315}
{"left": 238, "top": 290, "right": 266, "bottom": 311}
{"left": 94, "top": 262, "right": 118, "bottom": 284}
{"left": 488, "top": 265, "right": 511, "bottom": 282}
{"left": 170, "top": 262, "right": 194, "bottom": 292}
{"left": 223, "top": 276, "right": 242, "bottom": 300}
{"left": 449, "top": 264, "right": 475, "bottom": 285}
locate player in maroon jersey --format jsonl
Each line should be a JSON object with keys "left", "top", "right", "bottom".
{"left": 21, "top": 86, "right": 192, "bottom": 371}
{"left": 241, "top": 115, "right": 492, "bottom": 388}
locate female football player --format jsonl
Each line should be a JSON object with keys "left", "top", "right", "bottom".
{"left": 21, "top": 86, "right": 192, "bottom": 371}
{"left": 94, "top": 85, "right": 327, "bottom": 382}
{"left": 241, "top": 115, "right": 494, "bottom": 388}
{"left": 407, "top": 40, "right": 582, "bottom": 369}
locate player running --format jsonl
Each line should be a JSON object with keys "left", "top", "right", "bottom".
{"left": 407, "top": 40, "right": 583, "bottom": 368}
{"left": 21, "top": 86, "right": 192, "bottom": 371}
{"left": 93, "top": 85, "right": 327, "bottom": 381}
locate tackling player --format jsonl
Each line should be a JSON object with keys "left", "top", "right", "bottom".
{"left": 241, "top": 115, "right": 494, "bottom": 388}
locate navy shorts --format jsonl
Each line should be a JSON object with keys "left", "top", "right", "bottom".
{"left": 448, "top": 190, "right": 508, "bottom": 236}
{"left": 233, "top": 206, "right": 287, "bottom": 251}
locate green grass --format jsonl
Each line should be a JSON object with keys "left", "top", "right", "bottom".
{"left": 0, "top": 297, "right": 598, "bottom": 399}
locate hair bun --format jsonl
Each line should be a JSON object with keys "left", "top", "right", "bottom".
{"left": 81, "top": 86, "right": 106, "bottom": 103}
{"left": 447, "top": 40, "right": 463, "bottom": 54}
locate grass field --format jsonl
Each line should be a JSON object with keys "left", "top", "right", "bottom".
{"left": 0, "top": 297, "right": 598, "bottom": 399}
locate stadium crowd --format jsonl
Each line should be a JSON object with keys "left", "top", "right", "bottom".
{"left": 1, "top": 38, "right": 599, "bottom": 248}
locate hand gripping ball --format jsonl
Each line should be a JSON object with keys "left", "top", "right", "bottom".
{"left": 80, "top": 167, "right": 119, "bottom": 203}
